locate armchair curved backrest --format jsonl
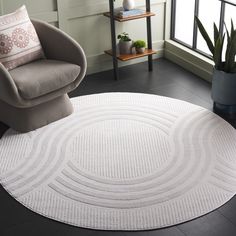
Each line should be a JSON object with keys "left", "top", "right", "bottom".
{"left": 31, "top": 19, "right": 87, "bottom": 87}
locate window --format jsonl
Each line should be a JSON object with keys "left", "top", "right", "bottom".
{"left": 171, "top": 0, "right": 236, "bottom": 56}
{"left": 224, "top": 3, "right": 236, "bottom": 28}
{"left": 196, "top": 0, "right": 221, "bottom": 54}
{"left": 174, "top": 0, "right": 195, "bottom": 46}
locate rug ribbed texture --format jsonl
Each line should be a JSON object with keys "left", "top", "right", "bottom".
{"left": 1, "top": 92, "right": 236, "bottom": 230}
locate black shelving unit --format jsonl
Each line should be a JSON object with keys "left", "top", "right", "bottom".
{"left": 104, "top": 0, "right": 156, "bottom": 80}
{"left": 219, "top": 0, "right": 236, "bottom": 6}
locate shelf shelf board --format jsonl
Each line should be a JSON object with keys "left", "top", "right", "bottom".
{"left": 103, "top": 12, "right": 155, "bottom": 22}
{"left": 104, "top": 49, "right": 156, "bottom": 61}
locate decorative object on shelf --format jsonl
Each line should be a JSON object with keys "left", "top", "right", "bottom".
{"left": 117, "top": 32, "right": 133, "bottom": 54}
{"left": 195, "top": 16, "right": 236, "bottom": 115}
{"left": 122, "top": 0, "right": 135, "bottom": 11}
{"left": 114, "top": 8, "right": 145, "bottom": 18}
{"left": 133, "top": 40, "right": 146, "bottom": 54}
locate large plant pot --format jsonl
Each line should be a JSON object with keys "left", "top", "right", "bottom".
{"left": 212, "top": 68, "right": 236, "bottom": 114}
{"left": 119, "top": 40, "right": 132, "bottom": 54}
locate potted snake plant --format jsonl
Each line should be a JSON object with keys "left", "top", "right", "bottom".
{"left": 195, "top": 17, "right": 236, "bottom": 115}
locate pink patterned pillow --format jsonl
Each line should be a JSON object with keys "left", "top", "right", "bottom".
{"left": 0, "top": 5, "right": 44, "bottom": 70}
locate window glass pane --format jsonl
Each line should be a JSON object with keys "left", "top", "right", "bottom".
{"left": 223, "top": 4, "right": 236, "bottom": 61}
{"left": 196, "top": 0, "right": 221, "bottom": 55}
{"left": 174, "top": 0, "right": 195, "bottom": 46}
{"left": 224, "top": 4, "right": 236, "bottom": 29}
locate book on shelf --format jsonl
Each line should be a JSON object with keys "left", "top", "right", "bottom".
{"left": 114, "top": 7, "right": 145, "bottom": 18}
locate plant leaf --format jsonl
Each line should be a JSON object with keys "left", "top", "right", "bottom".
{"left": 195, "top": 16, "right": 215, "bottom": 55}
{"left": 224, "top": 22, "right": 230, "bottom": 42}
{"left": 227, "top": 32, "right": 236, "bottom": 72}
{"left": 231, "top": 19, "right": 234, "bottom": 37}
{"left": 225, "top": 20, "right": 236, "bottom": 72}
{"left": 225, "top": 34, "right": 236, "bottom": 72}
{"left": 225, "top": 22, "right": 231, "bottom": 70}
{"left": 214, "top": 34, "right": 225, "bottom": 70}
{"left": 214, "top": 23, "right": 220, "bottom": 46}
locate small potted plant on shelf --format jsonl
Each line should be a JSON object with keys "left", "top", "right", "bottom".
{"left": 117, "top": 32, "right": 133, "bottom": 54}
{"left": 195, "top": 17, "right": 236, "bottom": 115}
{"left": 133, "top": 40, "right": 146, "bottom": 54}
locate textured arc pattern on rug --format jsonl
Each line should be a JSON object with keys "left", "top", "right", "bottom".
{"left": 0, "top": 92, "right": 236, "bottom": 230}
{"left": 46, "top": 110, "right": 217, "bottom": 209}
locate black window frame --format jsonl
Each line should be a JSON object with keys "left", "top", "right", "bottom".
{"left": 171, "top": 0, "right": 227, "bottom": 58}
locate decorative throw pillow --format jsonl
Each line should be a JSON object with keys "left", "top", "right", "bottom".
{"left": 0, "top": 5, "right": 44, "bottom": 70}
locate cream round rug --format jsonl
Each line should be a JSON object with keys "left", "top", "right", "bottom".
{"left": 1, "top": 93, "right": 236, "bottom": 230}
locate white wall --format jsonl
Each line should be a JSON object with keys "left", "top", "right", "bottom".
{"left": 0, "top": 0, "right": 58, "bottom": 24}
{"left": 0, "top": 0, "right": 168, "bottom": 74}
{"left": 66, "top": 0, "right": 166, "bottom": 74}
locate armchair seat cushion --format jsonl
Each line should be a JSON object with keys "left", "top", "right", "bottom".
{"left": 10, "top": 59, "right": 81, "bottom": 99}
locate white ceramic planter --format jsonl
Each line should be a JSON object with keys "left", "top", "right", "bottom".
{"left": 123, "top": 0, "right": 135, "bottom": 11}
{"left": 119, "top": 40, "right": 132, "bottom": 54}
{"left": 136, "top": 47, "right": 145, "bottom": 54}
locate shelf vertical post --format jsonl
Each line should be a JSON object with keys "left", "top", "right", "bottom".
{"left": 146, "top": 0, "right": 153, "bottom": 71}
{"left": 109, "top": 0, "right": 119, "bottom": 80}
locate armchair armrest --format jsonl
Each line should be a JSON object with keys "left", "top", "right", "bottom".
{"left": 0, "top": 63, "right": 21, "bottom": 106}
{"left": 31, "top": 19, "right": 87, "bottom": 86}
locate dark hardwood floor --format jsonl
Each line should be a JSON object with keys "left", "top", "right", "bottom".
{"left": 0, "top": 58, "right": 236, "bottom": 236}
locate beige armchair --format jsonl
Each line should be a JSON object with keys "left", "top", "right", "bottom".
{"left": 0, "top": 19, "right": 87, "bottom": 132}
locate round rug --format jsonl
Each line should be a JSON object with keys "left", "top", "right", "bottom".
{"left": 1, "top": 93, "right": 236, "bottom": 230}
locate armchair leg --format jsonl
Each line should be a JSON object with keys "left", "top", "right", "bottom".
{"left": 0, "top": 95, "right": 73, "bottom": 133}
